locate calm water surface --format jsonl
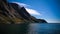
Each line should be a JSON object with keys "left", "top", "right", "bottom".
{"left": 29, "top": 23, "right": 60, "bottom": 34}
{"left": 0, "top": 23, "right": 60, "bottom": 34}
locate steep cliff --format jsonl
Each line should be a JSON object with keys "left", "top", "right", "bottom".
{"left": 0, "top": 2, "right": 47, "bottom": 24}
{"left": 10, "top": 3, "right": 47, "bottom": 23}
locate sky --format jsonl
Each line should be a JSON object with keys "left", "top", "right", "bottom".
{"left": 8, "top": 0, "right": 60, "bottom": 23}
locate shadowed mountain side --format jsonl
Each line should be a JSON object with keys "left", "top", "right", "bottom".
{"left": 30, "top": 16, "right": 47, "bottom": 23}
{"left": 10, "top": 3, "right": 47, "bottom": 23}
{"left": 9, "top": 3, "right": 35, "bottom": 23}
{"left": 0, "top": 1, "right": 47, "bottom": 24}
{"left": 0, "top": 2, "right": 28, "bottom": 24}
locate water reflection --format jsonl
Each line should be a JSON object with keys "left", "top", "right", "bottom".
{"left": 0, "top": 23, "right": 60, "bottom": 34}
{"left": 29, "top": 23, "right": 60, "bottom": 34}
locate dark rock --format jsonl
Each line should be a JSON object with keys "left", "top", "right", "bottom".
{"left": 35, "top": 19, "right": 47, "bottom": 23}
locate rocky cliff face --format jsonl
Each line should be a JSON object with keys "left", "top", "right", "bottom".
{"left": 10, "top": 3, "right": 47, "bottom": 23}
{"left": 0, "top": 2, "right": 47, "bottom": 24}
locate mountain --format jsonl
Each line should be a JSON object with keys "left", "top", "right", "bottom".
{"left": 10, "top": 3, "right": 47, "bottom": 23}
{"left": 0, "top": 2, "right": 47, "bottom": 24}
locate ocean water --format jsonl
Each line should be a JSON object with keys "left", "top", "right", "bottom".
{"left": 29, "top": 23, "right": 60, "bottom": 34}
{"left": 0, "top": 23, "right": 60, "bottom": 34}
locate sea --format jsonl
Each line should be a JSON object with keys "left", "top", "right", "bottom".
{"left": 29, "top": 23, "right": 60, "bottom": 34}
{"left": 0, "top": 23, "right": 60, "bottom": 34}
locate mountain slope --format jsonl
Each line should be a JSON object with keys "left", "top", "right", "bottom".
{"left": 10, "top": 3, "right": 47, "bottom": 23}
{"left": 0, "top": 2, "right": 47, "bottom": 24}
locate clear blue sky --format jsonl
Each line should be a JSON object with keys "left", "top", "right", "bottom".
{"left": 8, "top": 0, "right": 60, "bottom": 23}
